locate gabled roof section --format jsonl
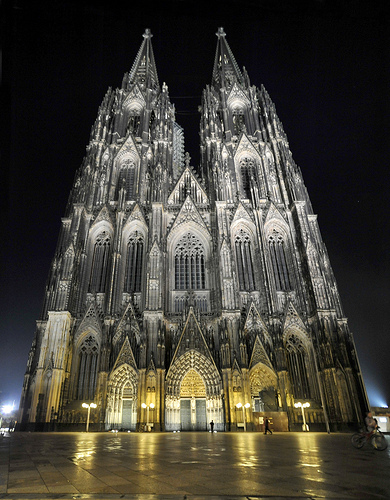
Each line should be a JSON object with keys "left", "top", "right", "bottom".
{"left": 249, "top": 335, "right": 274, "bottom": 371}
{"left": 74, "top": 302, "right": 102, "bottom": 344}
{"left": 220, "top": 237, "right": 230, "bottom": 254}
{"left": 147, "top": 357, "right": 156, "bottom": 374}
{"left": 245, "top": 302, "right": 262, "bottom": 325}
{"left": 227, "top": 82, "right": 251, "bottom": 108}
{"left": 231, "top": 357, "right": 242, "bottom": 374}
{"left": 264, "top": 202, "right": 288, "bottom": 228}
{"left": 221, "top": 144, "right": 231, "bottom": 160}
{"left": 64, "top": 241, "right": 75, "bottom": 257}
{"left": 91, "top": 206, "right": 114, "bottom": 231}
{"left": 168, "top": 167, "right": 209, "bottom": 205}
{"left": 123, "top": 202, "right": 148, "bottom": 232}
{"left": 170, "top": 307, "right": 214, "bottom": 365}
{"left": 115, "top": 133, "right": 141, "bottom": 164}
{"left": 212, "top": 27, "right": 243, "bottom": 90}
{"left": 149, "top": 239, "right": 161, "bottom": 256}
{"left": 231, "top": 201, "right": 254, "bottom": 227}
{"left": 167, "top": 196, "right": 210, "bottom": 240}
{"left": 113, "top": 301, "right": 140, "bottom": 345}
{"left": 283, "top": 301, "right": 308, "bottom": 340}
{"left": 129, "top": 29, "right": 159, "bottom": 91}
{"left": 112, "top": 336, "right": 138, "bottom": 372}
{"left": 123, "top": 83, "right": 147, "bottom": 110}
{"left": 234, "top": 133, "right": 260, "bottom": 159}
{"left": 244, "top": 302, "right": 272, "bottom": 347}
{"left": 125, "top": 202, "right": 148, "bottom": 228}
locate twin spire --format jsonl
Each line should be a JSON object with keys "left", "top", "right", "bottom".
{"left": 128, "top": 28, "right": 159, "bottom": 90}
{"left": 128, "top": 27, "right": 243, "bottom": 92}
{"left": 212, "top": 27, "right": 243, "bottom": 89}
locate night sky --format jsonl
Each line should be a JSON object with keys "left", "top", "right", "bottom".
{"left": 2, "top": 1, "right": 389, "bottom": 411}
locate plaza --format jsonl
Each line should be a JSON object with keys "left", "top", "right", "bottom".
{"left": 0, "top": 431, "right": 389, "bottom": 499}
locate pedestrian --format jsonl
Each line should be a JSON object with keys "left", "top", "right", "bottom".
{"left": 210, "top": 420, "right": 214, "bottom": 432}
{"left": 264, "top": 417, "right": 272, "bottom": 434}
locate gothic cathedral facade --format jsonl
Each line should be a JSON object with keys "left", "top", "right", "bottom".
{"left": 18, "top": 28, "right": 369, "bottom": 432}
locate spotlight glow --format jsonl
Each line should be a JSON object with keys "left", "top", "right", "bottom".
{"left": 2, "top": 405, "right": 14, "bottom": 414}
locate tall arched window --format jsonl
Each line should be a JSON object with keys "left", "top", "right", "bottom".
{"left": 174, "top": 233, "right": 206, "bottom": 290}
{"left": 235, "top": 229, "right": 255, "bottom": 291}
{"left": 61, "top": 248, "right": 74, "bottom": 279}
{"left": 286, "top": 333, "right": 310, "bottom": 399}
{"left": 268, "top": 229, "right": 291, "bottom": 291}
{"left": 124, "top": 231, "right": 144, "bottom": 293}
{"left": 127, "top": 111, "right": 141, "bottom": 136}
{"left": 240, "top": 157, "right": 257, "bottom": 202}
{"left": 89, "top": 231, "right": 111, "bottom": 293}
{"left": 232, "top": 109, "right": 245, "bottom": 135}
{"left": 76, "top": 334, "right": 99, "bottom": 400}
{"left": 116, "top": 160, "right": 136, "bottom": 201}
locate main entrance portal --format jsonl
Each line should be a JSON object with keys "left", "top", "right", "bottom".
{"left": 121, "top": 398, "right": 134, "bottom": 429}
{"left": 180, "top": 369, "right": 207, "bottom": 431}
{"left": 165, "top": 349, "right": 225, "bottom": 432}
{"left": 180, "top": 398, "right": 207, "bottom": 430}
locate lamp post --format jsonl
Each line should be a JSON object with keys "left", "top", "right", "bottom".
{"left": 141, "top": 403, "right": 155, "bottom": 431}
{"left": 294, "top": 402, "right": 310, "bottom": 431}
{"left": 82, "top": 403, "right": 97, "bottom": 432}
{"left": 236, "top": 402, "right": 251, "bottom": 431}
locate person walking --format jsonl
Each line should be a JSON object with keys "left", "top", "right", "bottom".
{"left": 264, "top": 417, "right": 272, "bottom": 434}
{"left": 210, "top": 420, "right": 214, "bottom": 432}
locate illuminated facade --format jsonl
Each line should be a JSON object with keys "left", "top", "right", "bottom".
{"left": 18, "top": 28, "right": 369, "bottom": 432}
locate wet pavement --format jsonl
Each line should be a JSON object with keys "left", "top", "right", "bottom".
{"left": 0, "top": 431, "right": 389, "bottom": 499}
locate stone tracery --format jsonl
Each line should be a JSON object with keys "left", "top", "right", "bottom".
{"left": 18, "top": 28, "right": 368, "bottom": 433}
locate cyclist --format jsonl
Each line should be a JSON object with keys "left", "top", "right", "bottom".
{"left": 364, "top": 411, "right": 378, "bottom": 433}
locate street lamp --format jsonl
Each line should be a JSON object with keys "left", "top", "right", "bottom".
{"left": 294, "top": 401, "right": 310, "bottom": 431}
{"left": 236, "top": 402, "right": 251, "bottom": 432}
{"left": 141, "top": 403, "right": 155, "bottom": 431}
{"left": 82, "top": 403, "right": 97, "bottom": 432}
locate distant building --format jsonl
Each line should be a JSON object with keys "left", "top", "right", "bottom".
{"left": 371, "top": 408, "right": 390, "bottom": 433}
{"left": 18, "top": 28, "right": 369, "bottom": 432}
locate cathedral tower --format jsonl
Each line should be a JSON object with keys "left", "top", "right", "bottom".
{"left": 18, "top": 28, "right": 369, "bottom": 432}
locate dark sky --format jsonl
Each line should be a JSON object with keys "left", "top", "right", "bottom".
{"left": 2, "top": 0, "right": 389, "bottom": 410}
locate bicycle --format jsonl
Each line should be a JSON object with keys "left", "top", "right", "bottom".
{"left": 351, "top": 426, "right": 388, "bottom": 451}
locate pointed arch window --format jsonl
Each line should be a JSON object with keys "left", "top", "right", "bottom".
{"left": 62, "top": 248, "right": 74, "bottom": 279}
{"left": 124, "top": 231, "right": 144, "bottom": 293}
{"left": 116, "top": 160, "right": 136, "bottom": 201}
{"left": 174, "top": 233, "right": 206, "bottom": 290}
{"left": 235, "top": 229, "right": 255, "bottom": 291}
{"left": 88, "top": 231, "right": 111, "bottom": 293}
{"left": 240, "top": 157, "right": 257, "bottom": 202}
{"left": 232, "top": 109, "right": 245, "bottom": 135}
{"left": 268, "top": 229, "right": 292, "bottom": 291}
{"left": 127, "top": 111, "right": 141, "bottom": 136}
{"left": 285, "top": 333, "right": 311, "bottom": 399}
{"left": 76, "top": 334, "right": 99, "bottom": 400}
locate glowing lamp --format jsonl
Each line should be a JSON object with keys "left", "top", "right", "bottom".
{"left": 236, "top": 402, "right": 251, "bottom": 431}
{"left": 294, "top": 401, "right": 310, "bottom": 431}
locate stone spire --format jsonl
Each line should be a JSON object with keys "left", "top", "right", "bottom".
{"left": 128, "top": 28, "right": 160, "bottom": 91}
{"left": 212, "top": 27, "right": 243, "bottom": 89}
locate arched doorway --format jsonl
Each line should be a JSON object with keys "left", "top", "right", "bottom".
{"left": 165, "top": 350, "right": 224, "bottom": 431}
{"left": 250, "top": 362, "right": 278, "bottom": 412}
{"left": 180, "top": 369, "right": 207, "bottom": 431}
{"left": 105, "top": 364, "right": 138, "bottom": 431}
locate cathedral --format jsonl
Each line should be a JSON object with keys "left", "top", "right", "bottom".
{"left": 18, "top": 28, "right": 369, "bottom": 432}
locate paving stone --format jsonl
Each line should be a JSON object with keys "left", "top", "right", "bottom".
{"left": 0, "top": 432, "right": 388, "bottom": 499}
